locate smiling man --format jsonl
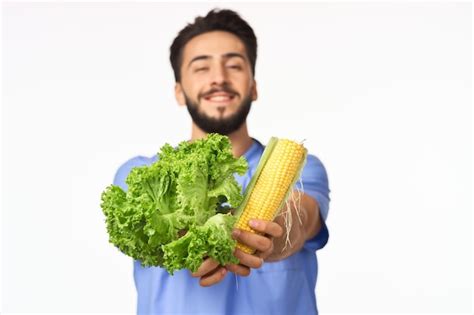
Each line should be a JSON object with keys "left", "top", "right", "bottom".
{"left": 113, "top": 8, "right": 330, "bottom": 315}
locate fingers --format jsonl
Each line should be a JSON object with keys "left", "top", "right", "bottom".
{"left": 248, "top": 219, "right": 284, "bottom": 238}
{"left": 226, "top": 248, "right": 264, "bottom": 276}
{"left": 199, "top": 267, "right": 227, "bottom": 287}
{"left": 190, "top": 219, "right": 284, "bottom": 287}
{"left": 255, "top": 243, "right": 274, "bottom": 261}
{"left": 232, "top": 228, "right": 275, "bottom": 253}
{"left": 233, "top": 248, "right": 264, "bottom": 269}
{"left": 191, "top": 258, "right": 219, "bottom": 277}
{"left": 225, "top": 263, "right": 251, "bottom": 277}
{"left": 191, "top": 258, "right": 227, "bottom": 287}
{"left": 232, "top": 219, "right": 283, "bottom": 262}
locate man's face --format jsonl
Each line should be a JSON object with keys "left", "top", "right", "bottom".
{"left": 175, "top": 31, "right": 257, "bottom": 135}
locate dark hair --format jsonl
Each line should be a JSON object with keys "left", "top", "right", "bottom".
{"left": 170, "top": 8, "right": 257, "bottom": 82}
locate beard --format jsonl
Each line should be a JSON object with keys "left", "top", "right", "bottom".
{"left": 184, "top": 93, "right": 252, "bottom": 136}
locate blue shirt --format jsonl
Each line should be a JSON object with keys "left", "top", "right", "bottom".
{"left": 113, "top": 138, "right": 330, "bottom": 315}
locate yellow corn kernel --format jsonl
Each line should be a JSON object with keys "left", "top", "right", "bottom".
{"left": 234, "top": 138, "right": 307, "bottom": 254}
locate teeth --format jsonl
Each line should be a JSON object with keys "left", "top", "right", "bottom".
{"left": 209, "top": 95, "right": 231, "bottom": 101}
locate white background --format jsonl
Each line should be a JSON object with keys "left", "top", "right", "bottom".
{"left": 1, "top": 1, "right": 472, "bottom": 314}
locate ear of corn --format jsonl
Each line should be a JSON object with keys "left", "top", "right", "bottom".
{"left": 233, "top": 137, "right": 307, "bottom": 254}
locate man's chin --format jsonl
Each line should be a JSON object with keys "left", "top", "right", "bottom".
{"left": 207, "top": 113, "right": 234, "bottom": 120}
{"left": 193, "top": 117, "right": 244, "bottom": 135}
{"left": 185, "top": 94, "right": 252, "bottom": 135}
{"left": 200, "top": 104, "right": 238, "bottom": 116}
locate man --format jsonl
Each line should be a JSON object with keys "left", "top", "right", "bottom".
{"left": 113, "top": 8, "right": 330, "bottom": 315}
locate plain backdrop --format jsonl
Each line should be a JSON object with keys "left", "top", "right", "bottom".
{"left": 1, "top": 1, "right": 472, "bottom": 314}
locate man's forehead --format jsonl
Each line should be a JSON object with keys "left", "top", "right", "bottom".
{"left": 182, "top": 31, "right": 247, "bottom": 62}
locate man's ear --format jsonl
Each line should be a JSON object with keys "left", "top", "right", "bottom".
{"left": 175, "top": 82, "right": 186, "bottom": 106}
{"left": 251, "top": 80, "right": 258, "bottom": 101}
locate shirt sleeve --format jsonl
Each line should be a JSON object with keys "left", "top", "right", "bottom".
{"left": 113, "top": 156, "right": 152, "bottom": 191}
{"left": 294, "top": 154, "right": 331, "bottom": 251}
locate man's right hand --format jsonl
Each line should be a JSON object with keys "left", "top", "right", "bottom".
{"left": 191, "top": 218, "right": 284, "bottom": 287}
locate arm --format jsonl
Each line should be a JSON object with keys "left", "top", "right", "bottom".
{"left": 265, "top": 191, "right": 321, "bottom": 261}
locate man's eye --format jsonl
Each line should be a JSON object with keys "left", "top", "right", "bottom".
{"left": 228, "top": 65, "right": 242, "bottom": 70}
{"left": 195, "top": 67, "right": 209, "bottom": 72}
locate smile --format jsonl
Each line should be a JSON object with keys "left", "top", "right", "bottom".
{"left": 203, "top": 92, "right": 236, "bottom": 103}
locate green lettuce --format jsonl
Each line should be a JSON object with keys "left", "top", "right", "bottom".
{"left": 101, "top": 134, "right": 247, "bottom": 272}
{"left": 162, "top": 213, "right": 239, "bottom": 274}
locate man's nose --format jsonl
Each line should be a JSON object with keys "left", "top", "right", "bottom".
{"left": 210, "top": 64, "right": 228, "bottom": 85}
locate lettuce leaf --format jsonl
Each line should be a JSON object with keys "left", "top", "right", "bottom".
{"left": 101, "top": 134, "right": 247, "bottom": 271}
{"left": 162, "top": 213, "right": 239, "bottom": 274}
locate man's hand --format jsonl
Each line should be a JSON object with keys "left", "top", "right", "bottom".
{"left": 225, "top": 219, "right": 284, "bottom": 277}
{"left": 191, "top": 218, "right": 284, "bottom": 286}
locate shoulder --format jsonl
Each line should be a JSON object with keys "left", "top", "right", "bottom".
{"left": 296, "top": 152, "right": 331, "bottom": 220}
{"left": 113, "top": 155, "right": 156, "bottom": 190}
{"left": 301, "top": 153, "right": 329, "bottom": 184}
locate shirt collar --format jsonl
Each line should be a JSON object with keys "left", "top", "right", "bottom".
{"left": 243, "top": 138, "right": 264, "bottom": 164}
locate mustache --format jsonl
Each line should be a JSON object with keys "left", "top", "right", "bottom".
{"left": 199, "top": 86, "right": 239, "bottom": 99}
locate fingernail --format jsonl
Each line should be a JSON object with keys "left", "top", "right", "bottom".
{"left": 249, "top": 220, "right": 258, "bottom": 228}
{"left": 232, "top": 229, "right": 240, "bottom": 238}
{"left": 221, "top": 268, "right": 227, "bottom": 276}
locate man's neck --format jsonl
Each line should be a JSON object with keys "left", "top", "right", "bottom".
{"left": 190, "top": 122, "right": 253, "bottom": 157}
